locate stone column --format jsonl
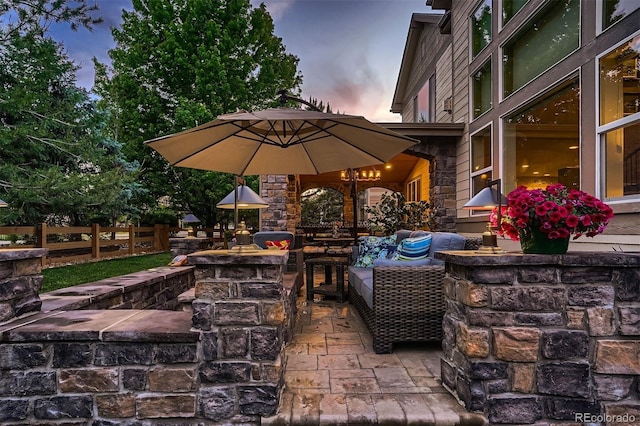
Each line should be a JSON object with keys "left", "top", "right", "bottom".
{"left": 435, "top": 251, "right": 640, "bottom": 425}
{"left": 169, "top": 237, "right": 209, "bottom": 257}
{"left": 0, "top": 248, "right": 48, "bottom": 322}
{"left": 186, "top": 250, "right": 290, "bottom": 423}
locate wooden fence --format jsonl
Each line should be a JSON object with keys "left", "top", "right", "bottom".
{"left": 0, "top": 223, "right": 171, "bottom": 266}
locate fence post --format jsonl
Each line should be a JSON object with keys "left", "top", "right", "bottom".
{"left": 92, "top": 223, "right": 100, "bottom": 259}
{"left": 154, "top": 224, "right": 161, "bottom": 251}
{"left": 128, "top": 224, "right": 135, "bottom": 255}
{"left": 161, "top": 224, "right": 170, "bottom": 251}
{"left": 37, "top": 223, "right": 47, "bottom": 266}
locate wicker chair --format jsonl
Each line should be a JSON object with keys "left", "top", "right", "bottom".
{"left": 349, "top": 237, "right": 481, "bottom": 353}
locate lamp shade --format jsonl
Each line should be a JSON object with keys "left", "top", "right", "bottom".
{"left": 463, "top": 187, "right": 508, "bottom": 211}
{"left": 0, "top": 199, "right": 7, "bottom": 208}
{"left": 217, "top": 185, "right": 269, "bottom": 209}
{"left": 182, "top": 213, "right": 200, "bottom": 223}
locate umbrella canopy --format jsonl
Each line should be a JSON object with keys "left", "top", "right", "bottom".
{"left": 144, "top": 107, "right": 418, "bottom": 176}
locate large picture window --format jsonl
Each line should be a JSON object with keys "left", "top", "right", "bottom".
{"left": 472, "top": 60, "right": 492, "bottom": 119}
{"left": 471, "top": 0, "right": 492, "bottom": 58}
{"left": 503, "top": 79, "right": 580, "bottom": 193}
{"left": 502, "top": 0, "right": 579, "bottom": 97}
{"left": 471, "top": 126, "right": 492, "bottom": 197}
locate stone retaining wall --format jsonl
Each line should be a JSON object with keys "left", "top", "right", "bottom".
{"left": 436, "top": 251, "right": 640, "bottom": 425}
{"left": 40, "top": 266, "right": 194, "bottom": 312}
{"left": 0, "top": 249, "right": 294, "bottom": 424}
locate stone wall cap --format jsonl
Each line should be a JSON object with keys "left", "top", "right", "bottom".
{"left": 0, "top": 248, "right": 49, "bottom": 261}
{"left": 434, "top": 250, "right": 640, "bottom": 267}
{"left": 188, "top": 249, "right": 287, "bottom": 265}
{"left": 1, "top": 309, "right": 198, "bottom": 342}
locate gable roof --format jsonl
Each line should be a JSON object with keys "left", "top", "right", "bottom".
{"left": 390, "top": 13, "right": 443, "bottom": 114}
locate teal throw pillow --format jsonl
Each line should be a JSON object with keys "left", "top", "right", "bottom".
{"left": 353, "top": 235, "right": 397, "bottom": 268}
{"left": 392, "top": 234, "right": 432, "bottom": 260}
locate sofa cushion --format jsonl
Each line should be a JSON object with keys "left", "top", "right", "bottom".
{"left": 353, "top": 235, "right": 397, "bottom": 268}
{"left": 348, "top": 266, "right": 373, "bottom": 297}
{"left": 429, "top": 232, "right": 466, "bottom": 265}
{"left": 373, "top": 257, "right": 433, "bottom": 267}
{"left": 392, "top": 234, "right": 432, "bottom": 260}
{"left": 265, "top": 239, "right": 291, "bottom": 250}
{"left": 253, "top": 231, "right": 296, "bottom": 249}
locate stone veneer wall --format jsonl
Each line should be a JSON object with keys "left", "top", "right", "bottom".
{"left": 0, "top": 249, "right": 293, "bottom": 424}
{"left": 0, "top": 248, "right": 47, "bottom": 323}
{"left": 435, "top": 251, "right": 640, "bottom": 425}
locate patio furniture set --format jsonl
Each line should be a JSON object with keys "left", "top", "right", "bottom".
{"left": 254, "top": 229, "right": 482, "bottom": 354}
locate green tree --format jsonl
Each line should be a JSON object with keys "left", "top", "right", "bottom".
{"left": 0, "top": 31, "right": 142, "bottom": 226}
{"left": 301, "top": 188, "right": 344, "bottom": 225}
{"left": 97, "top": 0, "right": 302, "bottom": 229}
{"left": 0, "top": 0, "right": 101, "bottom": 42}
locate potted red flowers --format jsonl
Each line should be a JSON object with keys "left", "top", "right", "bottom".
{"left": 491, "top": 184, "right": 614, "bottom": 254}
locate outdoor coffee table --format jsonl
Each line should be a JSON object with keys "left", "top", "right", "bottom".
{"left": 305, "top": 256, "right": 349, "bottom": 303}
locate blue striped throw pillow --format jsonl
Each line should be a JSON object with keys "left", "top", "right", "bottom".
{"left": 393, "top": 234, "right": 432, "bottom": 260}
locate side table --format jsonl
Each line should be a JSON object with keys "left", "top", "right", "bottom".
{"left": 305, "top": 256, "right": 349, "bottom": 303}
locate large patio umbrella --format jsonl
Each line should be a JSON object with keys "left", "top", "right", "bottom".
{"left": 144, "top": 107, "right": 418, "bottom": 176}
{"left": 145, "top": 93, "right": 419, "bottom": 241}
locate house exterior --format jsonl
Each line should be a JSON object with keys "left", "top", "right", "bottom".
{"left": 391, "top": 0, "right": 640, "bottom": 250}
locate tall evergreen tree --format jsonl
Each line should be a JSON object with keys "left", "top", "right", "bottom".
{"left": 0, "top": 31, "right": 142, "bottom": 226}
{"left": 97, "top": 0, "right": 302, "bottom": 228}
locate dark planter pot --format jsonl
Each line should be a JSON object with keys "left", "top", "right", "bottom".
{"left": 519, "top": 228, "right": 570, "bottom": 254}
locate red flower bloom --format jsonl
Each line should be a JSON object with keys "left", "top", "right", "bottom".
{"left": 492, "top": 184, "right": 613, "bottom": 242}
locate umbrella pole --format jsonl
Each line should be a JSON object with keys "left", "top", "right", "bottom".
{"left": 351, "top": 169, "right": 358, "bottom": 245}
{"left": 234, "top": 175, "right": 240, "bottom": 230}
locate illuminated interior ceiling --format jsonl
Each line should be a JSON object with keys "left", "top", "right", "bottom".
{"left": 298, "top": 153, "right": 420, "bottom": 189}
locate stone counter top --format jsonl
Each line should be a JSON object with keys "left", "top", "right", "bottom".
{"left": 435, "top": 250, "right": 640, "bottom": 267}
{"left": 188, "top": 249, "right": 288, "bottom": 265}
{"left": 0, "top": 247, "right": 48, "bottom": 261}
{"left": 0, "top": 309, "right": 197, "bottom": 343}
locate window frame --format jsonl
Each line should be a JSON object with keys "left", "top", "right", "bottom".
{"left": 407, "top": 178, "right": 422, "bottom": 202}
{"left": 597, "top": 0, "right": 640, "bottom": 35}
{"left": 499, "top": 73, "right": 581, "bottom": 194}
{"left": 500, "top": 0, "right": 529, "bottom": 29}
{"left": 499, "top": 0, "right": 581, "bottom": 102}
{"left": 469, "top": 124, "right": 494, "bottom": 216}
{"left": 596, "top": 30, "right": 640, "bottom": 203}
{"left": 470, "top": 0, "right": 493, "bottom": 59}
{"left": 471, "top": 59, "right": 493, "bottom": 120}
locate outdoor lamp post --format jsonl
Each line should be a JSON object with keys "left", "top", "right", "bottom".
{"left": 181, "top": 213, "right": 201, "bottom": 238}
{"left": 463, "top": 178, "right": 508, "bottom": 253}
{"left": 216, "top": 176, "right": 269, "bottom": 252}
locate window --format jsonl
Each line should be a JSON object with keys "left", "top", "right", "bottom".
{"left": 502, "top": 0, "right": 528, "bottom": 25}
{"left": 470, "top": 126, "right": 492, "bottom": 197}
{"left": 415, "top": 76, "right": 435, "bottom": 122}
{"left": 599, "top": 34, "right": 640, "bottom": 125}
{"left": 602, "top": 123, "right": 640, "bottom": 199}
{"left": 602, "top": 0, "right": 640, "bottom": 30}
{"left": 472, "top": 60, "right": 492, "bottom": 119}
{"left": 599, "top": 33, "right": 640, "bottom": 201}
{"left": 471, "top": 0, "right": 492, "bottom": 58}
{"left": 503, "top": 78, "right": 580, "bottom": 193}
{"left": 502, "top": 0, "right": 580, "bottom": 97}
{"left": 407, "top": 178, "right": 421, "bottom": 202}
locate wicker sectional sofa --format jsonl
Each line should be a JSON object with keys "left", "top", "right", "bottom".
{"left": 348, "top": 232, "right": 481, "bottom": 353}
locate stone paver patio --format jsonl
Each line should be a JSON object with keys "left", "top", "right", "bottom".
{"left": 262, "top": 284, "right": 487, "bottom": 425}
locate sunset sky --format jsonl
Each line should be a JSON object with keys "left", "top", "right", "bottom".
{"left": 51, "top": 0, "right": 434, "bottom": 122}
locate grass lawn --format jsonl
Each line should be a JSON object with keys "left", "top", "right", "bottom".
{"left": 41, "top": 252, "right": 173, "bottom": 293}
